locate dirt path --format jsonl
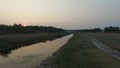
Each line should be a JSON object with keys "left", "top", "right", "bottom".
{"left": 90, "top": 37, "right": 120, "bottom": 60}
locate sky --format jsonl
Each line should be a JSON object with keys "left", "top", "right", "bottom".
{"left": 0, "top": 0, "right": 120, "bottom": 29}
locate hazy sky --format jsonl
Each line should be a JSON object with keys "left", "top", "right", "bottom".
{"left": 0, "top": 0, "right": 120, "bottom": 29}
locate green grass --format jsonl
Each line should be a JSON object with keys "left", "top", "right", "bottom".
{"left": 50, "top": 32, "right": 120, "bottom": 68}
{"left": 89, "top": 33, "right": 120, "bottom": 51}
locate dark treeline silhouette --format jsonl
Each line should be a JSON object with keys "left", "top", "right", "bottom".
{"left": 0, "top": 24, "right": 65, "bottom": 34}
{"left": 104, "top": 26, "right": 120, "bottom": 32}
{"left": 75, "top": 28, "right": 102, "bottom": 32}
{"left": 75, "top": 26, "right": 120, "bottom": 33}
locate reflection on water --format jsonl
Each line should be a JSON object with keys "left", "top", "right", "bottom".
{"left": 0, "top": 34, "right": 73, "bottom": 68}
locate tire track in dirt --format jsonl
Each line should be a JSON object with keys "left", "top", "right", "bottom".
{"left": 90, "top": 37, "right": 120, "bottom": 60}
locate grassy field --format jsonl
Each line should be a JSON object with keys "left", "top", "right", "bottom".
{"left": 0, "top": 32, "right": 70, "bottom": 56}
{"left": 89, "top": 33, "right": 120, "bottom": 51}
{"left": 49, "top": 32, "right": 120, "bottom": 68}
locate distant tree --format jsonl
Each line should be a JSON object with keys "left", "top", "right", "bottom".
{"left": 76, "top": 28, "right": 102, "bottom": 32}
{"left": 104, "top": 26, "right": 120, "bottom": 32}
{"left": 93, "top": 28, "right": 102, "bottom": 32}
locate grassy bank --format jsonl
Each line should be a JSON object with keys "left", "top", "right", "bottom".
{"left": 0, "top": 32, "right": 70, "bottom": 56}
{"left": 49, "top": 32, "right": 120, "bottom": 68}
{"left": 89, "top": 33, "right": 120, "bottom": 51}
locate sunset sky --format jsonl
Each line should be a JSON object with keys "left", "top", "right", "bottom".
{"left": 0, "top": 0, "right": 120, "bottom": 29}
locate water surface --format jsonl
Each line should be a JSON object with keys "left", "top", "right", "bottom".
{"left": 0, "top": 34, "right": 73, "bottom": 68}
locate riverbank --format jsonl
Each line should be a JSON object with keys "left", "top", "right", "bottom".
{"left": 0, "top": 32, "right": 70, "bottom": 56}
{"left": 40, "top": 32, "right": 120, "bottom": 68}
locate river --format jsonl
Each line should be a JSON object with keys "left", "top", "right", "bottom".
{"left": 0, "top": 34, "right": 73, "bottom": 68}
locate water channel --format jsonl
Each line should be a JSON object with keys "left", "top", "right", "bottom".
{"left": 0, "top": 34, "right": 73, "bottom": 68}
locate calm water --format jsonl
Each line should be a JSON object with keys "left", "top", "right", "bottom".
{"left": 0, "top": 34, "right": 73, "bottom": 68}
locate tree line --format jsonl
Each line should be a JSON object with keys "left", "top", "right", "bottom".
{"left": 75, "top": 26, "right": 120, "bottom": 33}
{"left": 0, "top": 24, "right": 65, "bottom": 34}
{"left": 104, "top": 26, "right": 120, "bottom": 32}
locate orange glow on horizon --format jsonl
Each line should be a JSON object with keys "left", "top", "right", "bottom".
{"left": 22, "top": 24, "right": 26, "bottom": 27}
{"left": 21, "top": 22, "right": 27, "bottom": 27}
